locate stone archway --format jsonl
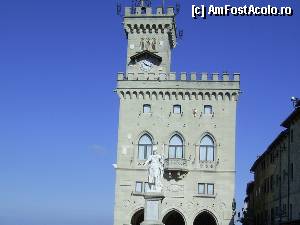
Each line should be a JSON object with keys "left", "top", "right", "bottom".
{"left": 193, "top": 211, "right": 217, "bottom": 225}
{"left": 163, "top": 210, "right": 185, "bottom": 225}
{"left": 131, "top": 208, "right": 144, "bottom": 225}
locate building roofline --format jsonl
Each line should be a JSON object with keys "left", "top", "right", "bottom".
{"left": 250, "top": 130, "right": 288, "bottom": 172}
{"left": 281, "top": 107, "right": 300, "bottom": 128}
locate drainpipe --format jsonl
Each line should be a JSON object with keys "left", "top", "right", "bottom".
{"left": 279, "top": 145, "right": 282, "bottom": 224}
{"left": 287, "top": 128, "right": 291, "bottom": 221}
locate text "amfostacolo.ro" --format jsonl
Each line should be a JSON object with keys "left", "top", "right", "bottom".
{"left": 192, "top": 4, "right": 294, "bottom": 19}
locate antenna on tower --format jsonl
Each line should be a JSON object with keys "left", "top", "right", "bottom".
{"left": 131, "top": 0, "right": 136, "bottom": 14}
{"left": 130, "top": 0, "right": 151, "bottom": 13}
{"left": 116, "top": 1, "right": 123, "bottom": 17}
{"left": 291, "top": 97, "right": 300, "bottom": 108}
{"left": 177, "top": 29, "right": 184, "bottom": 40}
{"left": 132, "top": 0, "right": 152, "bottom": 7}
{"left": 175, "top": 2, "right": 181, "bottom": 15}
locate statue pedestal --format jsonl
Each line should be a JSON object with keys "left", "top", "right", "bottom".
{"left": 141, "top": 192, "right": 165, "bottom": 225}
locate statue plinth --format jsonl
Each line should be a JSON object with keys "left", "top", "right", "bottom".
{"left": 141, "top": 192, "right": 165, "bottom": 225}
{"left": 144, "top": 192, "right": 164, "bottom": 199}
{"left": 142, "top": 151, "right": 165, "bottom": 225}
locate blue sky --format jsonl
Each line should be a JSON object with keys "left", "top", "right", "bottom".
{"left": 0, "top": 0, "right": 299, "bottom": 224}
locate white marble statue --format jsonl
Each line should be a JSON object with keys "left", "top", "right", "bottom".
{"left": 144, "top": 150, "right": 164, "bottom": 192}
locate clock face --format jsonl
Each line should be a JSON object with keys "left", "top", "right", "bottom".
{"left": 139, "top": 59, "right": 153, "bottom": 72}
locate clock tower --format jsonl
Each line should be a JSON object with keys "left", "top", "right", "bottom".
{"left": 113, "top": 2, "right": 240, "bottom": 225}
{"left": 124, "top": 6, "right": 176, "bottom": 74}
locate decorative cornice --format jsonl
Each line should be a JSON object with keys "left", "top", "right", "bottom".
{"left": 123, "top": 7, "right": 177, "bottom": 48}
{"left": 117, "top": 89, "right": 239, "bottom": 101}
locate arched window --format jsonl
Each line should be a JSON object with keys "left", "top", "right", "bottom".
{"left": 168, "top": 134, "right": 184, "bottom": 159}
{"left": 138, "top": 134, "right": 153, "bottom": 160}
{"left": 200, "top": 135, "right": 214, "bottom": 161}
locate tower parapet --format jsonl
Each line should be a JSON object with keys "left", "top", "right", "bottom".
{"left": 124, "top": 6, "right": 176, "bottom": 47}
{"left": 116, "top": 72, "right": 240, "bottom": 102}
{"left": 123, "top": 5, "right": 177, "bottom": 74}
{"left": 125, "top": 6, "right": 175, "bottom": 17}
{"left": 117, "top": 71, "right": 240, "bottom": 81}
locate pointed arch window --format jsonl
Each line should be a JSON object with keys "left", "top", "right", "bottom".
{"left": 138, "top": 134, "right": 153, "bottom": 160}
{"left": 200, "top": 135, "right": 214, "bottom": 161}
{"left": 168, "top": 134, "right": 184, "bottom": 159}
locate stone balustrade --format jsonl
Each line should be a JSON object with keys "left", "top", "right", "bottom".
{"left": 164, "top": 158, "right": 188, "bottom": 172}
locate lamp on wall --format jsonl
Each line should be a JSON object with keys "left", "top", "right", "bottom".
{"left": 291, "top": 96, "right": 300, "bottom": 108}
{"left": 232, "top": 198, "right": 237, "bottom": 225}
{"left": 232, "top": 198, "right": 236, "bottom": 211}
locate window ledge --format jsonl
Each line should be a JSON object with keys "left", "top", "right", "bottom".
{"left": 199, "top": 160, "right": 215, "bottom": 162}
{"left": 193, "top": 194, "right": 216, "bottom": 198}
{"left": 169, "top": 112, "right": 183, "bottom": 117}
{"left": 201, "top": 113, "right": 214, "bottom": 118}
{"left": 132, "top": 191, "right": 144, "bottom": 196}
{"left": 199, "top": 160, "right": 218, "bottom": 170}
{"left": 139, "top": 112, "right": 153, "bottom": 117}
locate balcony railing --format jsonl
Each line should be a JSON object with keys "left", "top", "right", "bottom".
{"left": 164, "top": 158, "right": 188, "bottom": 172}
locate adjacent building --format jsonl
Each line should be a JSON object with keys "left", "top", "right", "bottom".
{"left": 243, "top": 101, "right": 300, "bottom": 225}
{"left": 113, "top": 2, "right": 240, "bottom": 225}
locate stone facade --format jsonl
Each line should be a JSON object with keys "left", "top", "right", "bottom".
{"left": 244, "top": 106, "right": 300, "bottom": 225}
{"left": 113, "top": 5, "right": 240, "bottom": 225}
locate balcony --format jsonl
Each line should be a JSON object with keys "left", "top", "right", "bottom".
{"left": 164, "top": 158, "right": 188, "bottom": 179}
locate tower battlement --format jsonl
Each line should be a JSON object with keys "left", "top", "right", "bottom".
{"left": 117, "top": 71, "right": 240, "bottom": 82}
{"left": 123, "top": 6, "right": 177, "bottom": 51}
{"left": 124, "top": 7, "right": 175, "bottom": 17}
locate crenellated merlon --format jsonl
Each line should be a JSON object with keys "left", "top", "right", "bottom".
{"left": 117, "top": 72, "right": 240, "bottom": 82}
{"left": 124, "top": 7, "right": 175, "bottom": 17}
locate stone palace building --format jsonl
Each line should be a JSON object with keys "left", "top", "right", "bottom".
{"left": 243, "top": 100, "right": 300, "bottom": 225}
{"left": 113, "top": 2, "right": 240, "bottom": 225}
